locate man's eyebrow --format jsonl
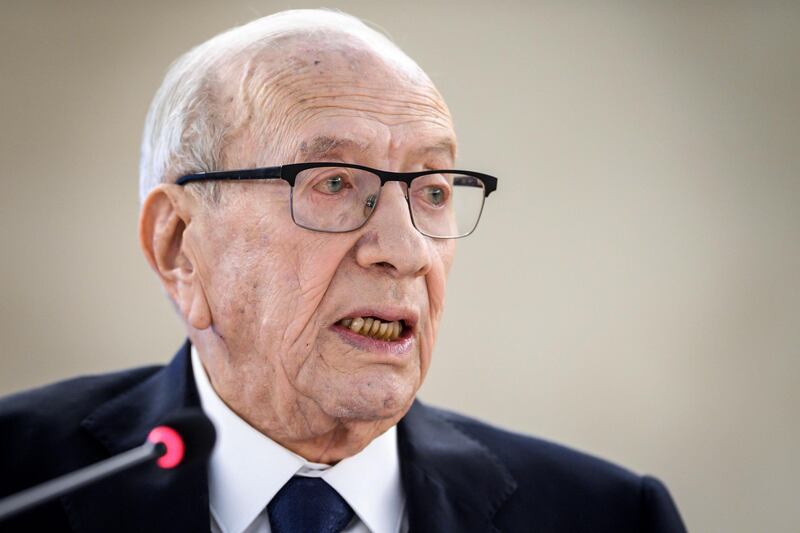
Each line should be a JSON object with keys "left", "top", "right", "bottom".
{"left": 298, "top": 135, "right": 370, "bottom": 160}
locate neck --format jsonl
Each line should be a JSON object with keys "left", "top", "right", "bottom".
{"left": 267, "top": 418, "right": 391, "bottom": 464}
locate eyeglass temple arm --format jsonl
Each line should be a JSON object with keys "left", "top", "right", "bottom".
{"left": 175, "top": 166, "right": 284, "bottom": 186}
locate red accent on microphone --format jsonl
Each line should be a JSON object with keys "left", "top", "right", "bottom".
{"left": 147, "top": 426, "right": 185, "bottom": 469}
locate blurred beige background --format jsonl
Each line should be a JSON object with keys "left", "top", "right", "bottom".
{"left": 1, "top": 1, "right": 798, "bottom": 531}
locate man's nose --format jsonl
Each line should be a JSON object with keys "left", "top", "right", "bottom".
{"left": 353, "top": 182, "right": 432, "bottom": 278}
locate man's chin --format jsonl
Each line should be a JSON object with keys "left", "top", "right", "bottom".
{"left": 317, "top": 376, "right": 417, "bottom": 423}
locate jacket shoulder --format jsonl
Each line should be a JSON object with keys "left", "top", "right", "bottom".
{"left": 431, "top": 404, "right": 639, "bottom": 482}
{"left": 425, "top": 404, "right": 685, "bottom": 532}
{"left": 0, "top": 365, "right": 163, "bottom": 431}
{"left": 0, "top": 365, "right": 163, "bottom": 493}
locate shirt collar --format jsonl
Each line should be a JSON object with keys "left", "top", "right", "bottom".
{"left": 191, "top": 346, "right": 404, "bottom": 533}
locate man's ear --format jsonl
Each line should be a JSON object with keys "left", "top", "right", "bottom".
{"left": 139, "top": 184, "right": 212, "bottom": 330}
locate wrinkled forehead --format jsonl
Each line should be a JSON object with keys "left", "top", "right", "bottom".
{"left": 217, "top": 32, "right": 456, "bottom": 167}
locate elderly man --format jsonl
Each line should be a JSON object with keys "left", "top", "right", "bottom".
{"left": 0, "top": 9, "right": 686, "bottom": 533}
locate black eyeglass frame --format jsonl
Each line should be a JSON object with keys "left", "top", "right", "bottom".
{"left": 176, "top": 162, "right": 499, "bottom": 238}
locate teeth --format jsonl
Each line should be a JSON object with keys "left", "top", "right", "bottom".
{"left": 339, "top": 316, "right": 404, "bottom": 341}
{"left": 349, "top": 317, "right": 364, "bottom": 333}
{"left": 369, "top": 319, "right": 381, "bottom": 336}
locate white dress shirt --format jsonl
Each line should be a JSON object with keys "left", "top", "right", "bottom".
{"left": 191, "top": 347, "right": 407, "bottom": 533}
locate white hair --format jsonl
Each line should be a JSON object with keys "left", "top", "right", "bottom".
{"left": 138, "top": 9, "right": 425, "bottom": 203}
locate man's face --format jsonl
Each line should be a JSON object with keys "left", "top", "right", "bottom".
{"left": 184, "top": 42, "right": 456, "bottom": 431}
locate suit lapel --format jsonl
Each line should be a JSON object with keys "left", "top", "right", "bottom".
{"left": 398, "top": 401, "right": 517, "bottom": 533}
{"left": 63, "top": 341, "right": 210, "bottom": 533}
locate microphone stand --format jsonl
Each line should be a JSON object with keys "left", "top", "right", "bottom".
{"left": 0, "top": 441, "right": 165, "bottom": 520}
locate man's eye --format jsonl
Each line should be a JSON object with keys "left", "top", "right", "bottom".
{"left": 424, "top": 186, "right": 446, "bottom": 206}
{"left": 315, "top": 175, "right": 347, "bottom": 194}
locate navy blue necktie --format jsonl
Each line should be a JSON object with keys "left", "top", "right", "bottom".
{"left": 267, "top": 476, "right": 355, "bottom": 533}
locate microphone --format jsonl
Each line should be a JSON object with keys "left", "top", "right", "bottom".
{"left": 0, "top": 408, "right": 215, "bottom": 521}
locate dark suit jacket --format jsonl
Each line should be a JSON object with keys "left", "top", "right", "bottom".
{"left": 0, "top": 342, "right": 687, "bottom": 532}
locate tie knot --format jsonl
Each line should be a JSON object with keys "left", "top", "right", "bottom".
{"left": 267, "top": 476, "right": 355, "bottom": 533}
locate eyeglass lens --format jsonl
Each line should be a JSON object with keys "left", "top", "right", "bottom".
{"left": 290, "top": 166, "right": 486, "bottom": 238}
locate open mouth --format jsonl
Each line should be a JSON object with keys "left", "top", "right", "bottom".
{"left": 337, "top": 316, "right": 408, "bottom": 342}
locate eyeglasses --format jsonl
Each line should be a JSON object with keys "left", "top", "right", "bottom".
{"left": 176, "top": 162, "right": 498, "bottom": 239}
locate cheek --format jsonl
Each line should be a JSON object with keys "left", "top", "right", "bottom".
{"left": 199, "top": 233, "right": 283, "bottom": 346}
{"left": 428, "top": 241, "right": 454, "bottom": 318}
{"left": 419, "top": 241, "right": 455, "bottom": 374}
{"left": 206, "top": 227, "right": 355, "bottom": 367}
{"left": 277, "top": 239, "right": 355, "bottom": 341}
{"left": 191, "top": 207, "right": 290, "bottom": 335}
